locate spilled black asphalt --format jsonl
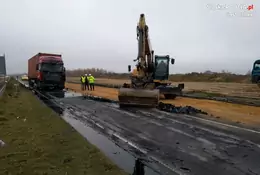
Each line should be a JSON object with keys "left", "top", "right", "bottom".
{"left": 55, "top": 96, "right": 260, "bottom": 175}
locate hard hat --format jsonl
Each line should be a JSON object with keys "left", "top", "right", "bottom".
{"left": 85, "top": 74, "right": 87, "bottom": 76}
{"left": 89, "top": 74, "right": 91, "bottom": 76}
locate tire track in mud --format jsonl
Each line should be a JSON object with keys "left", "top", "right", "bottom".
{"left": 57, "top": 97, "right": 260, "bottom": 175}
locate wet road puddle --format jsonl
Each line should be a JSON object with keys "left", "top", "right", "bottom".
{"left": 63, "top": 90, "right": 82, "bottom": 98}
{"left": 62, "top": 111, "right": 164, "bottom": 175}
{"left": 45, "top": 91, "right": 82, "bottom": 98}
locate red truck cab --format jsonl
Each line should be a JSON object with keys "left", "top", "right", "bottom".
{"left": 28, "top": 53, "right": 66, "bottom": 91}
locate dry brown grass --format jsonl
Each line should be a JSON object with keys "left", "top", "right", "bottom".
{"left": 67, "top": 77, "right": 260, "bottom": 99}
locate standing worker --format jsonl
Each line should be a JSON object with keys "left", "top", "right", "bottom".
{"left": 80, "top": 74, "right": 86, "bottom": 91}
{"left": 88, "top": 74, "right": 95, "bottom": 91}
{"left": 84, "top": 74, "right": 89, "bottom": 90}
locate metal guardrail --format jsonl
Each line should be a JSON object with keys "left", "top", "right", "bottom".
{"left": 0, "top": 83, "right": 6, "bottom": 96}
{"left": 0, "top": 75, "right": 8, "bottom": 97}
{"left": 17, "top": 79, "right": 29, "bottom": 88}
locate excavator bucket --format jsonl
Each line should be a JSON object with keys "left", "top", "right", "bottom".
{"left": 118, "top": 88, "right": 160, "bottom": 108}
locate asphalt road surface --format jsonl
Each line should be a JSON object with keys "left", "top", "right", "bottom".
{"left": 55, "top": 96, "right": 260, "bottom": 175}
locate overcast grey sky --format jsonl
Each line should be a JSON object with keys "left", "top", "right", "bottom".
{"left": 0, "top": 0, "right": 259, "bottom": 74}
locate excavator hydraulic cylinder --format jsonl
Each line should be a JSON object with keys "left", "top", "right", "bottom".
{"left": 118, "top": 87, "right": 159, "bottom": 108}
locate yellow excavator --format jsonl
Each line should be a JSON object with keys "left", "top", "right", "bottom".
{"left": 118, "top": 14, "right": 184, "bottom": 108}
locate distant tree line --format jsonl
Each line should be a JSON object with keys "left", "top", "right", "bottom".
{"left": 66, "top": 68, "right": 251, "bottom": 83}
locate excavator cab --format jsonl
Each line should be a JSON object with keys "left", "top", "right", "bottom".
{"left": 154, "top": 55, "right": 174, "bottom": 80}
{"left": 153, "top": 55, "right": 184, "bottom": 99}
{"left": 128, "top": 56, "right": 175, "bottom": 79}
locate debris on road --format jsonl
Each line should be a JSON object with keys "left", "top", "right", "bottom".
{"left": 157, "top": 102, "right": 208, "bottom": 115}
{"left": 83, "top": 94, "right": 117, "bottom": 103}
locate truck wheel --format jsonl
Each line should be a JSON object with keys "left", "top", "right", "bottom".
{"left": 28, "top": 80, "right": 33, "bottom": 87}
{"left": 164, "top": 94, "right": 177, "bottom": 99}
{"left": 29, "top": 80, "right": 35, "bottom": 89}
{"left": 37, "top": 82, "right": 43, "bottom": 91}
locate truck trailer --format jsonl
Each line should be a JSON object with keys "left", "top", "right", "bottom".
{"left": 28, "top": 53, "right": 66, "bottom": 91}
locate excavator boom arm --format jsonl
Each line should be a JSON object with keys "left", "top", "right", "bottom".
{"left": 118, "top": 14, "right": 159, "bottom": 108}
{"left": 136, "top": 14, "right": 153, "bottom": 69}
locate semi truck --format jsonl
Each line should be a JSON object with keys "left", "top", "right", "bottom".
{"left": 251, "top": 59, "right": 260, "bottom": 87}
{"left": 28, "top": 53, "right": 66, "bottom": 91}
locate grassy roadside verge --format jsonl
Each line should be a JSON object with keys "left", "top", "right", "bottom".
{"left": 0, "top": 78, "right": 127, "bottom": 175}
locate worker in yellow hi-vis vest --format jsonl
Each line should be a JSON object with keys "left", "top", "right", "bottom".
{"left": 84, "top": 74, "right": 89, "bottom": 90}
{"left": 87, "top": 74, "right": 95, "bottom": 91}
{"left": 80, "top": 74, "right": 86, "bottom": 91}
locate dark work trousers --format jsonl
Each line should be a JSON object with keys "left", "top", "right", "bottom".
{"left": 81, "top": 83, "right": 86, "bottom": 91}
{"left": 85, "top": 82, "right": 89, "bottom": 90}
{"left": 90, "top": 83, "right": 94, "bottom": 91}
